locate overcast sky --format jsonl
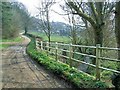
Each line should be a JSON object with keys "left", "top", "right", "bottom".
{"left": 17, "top": 0, "right": 68, "bottom": 24}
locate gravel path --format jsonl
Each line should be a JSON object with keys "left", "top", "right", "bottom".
{"left": 1, "top": 35, "right": 70, "bottom": 88}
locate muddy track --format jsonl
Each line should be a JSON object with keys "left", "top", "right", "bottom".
{"left": 1, "top": 35, "right": 71, "bottom": 88}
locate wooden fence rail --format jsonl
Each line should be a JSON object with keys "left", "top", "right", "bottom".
{"left": 36, "top": 40, "right": 120, "bottom": 80}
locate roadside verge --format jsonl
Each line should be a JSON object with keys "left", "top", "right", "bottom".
{"left": 26, "top": 34, "right": 108, "bottom": 88}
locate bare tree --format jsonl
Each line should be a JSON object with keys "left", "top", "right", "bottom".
{"left": 38, "top": 0, "right": 55, "bottom": 44}
{"left": 66, "top": 1, "right": 115, "bottom": 46}
{"left": 115, "top": 1, "right": 120, "bottom": 71}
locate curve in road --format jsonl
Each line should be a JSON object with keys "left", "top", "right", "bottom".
{"left": 2, "top": 35, "right": 70, "bottom": 88}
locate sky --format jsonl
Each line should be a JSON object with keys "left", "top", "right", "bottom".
{"left": 17, "top": 0, "right": 68, "bottom": 24}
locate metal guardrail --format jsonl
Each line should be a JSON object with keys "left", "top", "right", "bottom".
{"left": 36, "top": 40, "right": 120, "bottom": 80}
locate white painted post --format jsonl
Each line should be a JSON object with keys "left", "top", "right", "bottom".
{"left": 36, "top": 38, "right": 39, "bottom": 49}
{"left": 46, "top": 42, "right": 49, "bottom": 55}
{"left": 55, "top": 42, "right": 58, "bottom": 61}
{"left": 41, "top": 41, "right": 43, "bottom": 50}
{"left": 96, "top": 44, "right": 101, "bottom": 80}
{"left": 35, "top": 38, "right": 37, "bottom": 48}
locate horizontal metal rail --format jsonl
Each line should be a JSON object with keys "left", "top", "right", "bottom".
{"left": 57, "top": 43, "right": 69, "bottom": 46}
{"left": 72, "top": 44, "right": 96, "bottom": 49}
{"left": 57, "top": 48, "right": 70, "bottom": 52}
{"left": 99, "top": 47, "right": 120, "bottom": 50}
{"left": 48, "top": 47, "right": 56, "bottom": 50}
{"left": 99, "top": 66, "right": 120, "bottom": 74}
{"left": 71, "top": 58, "right": 96, "bottom": 67}
{"left": 57, "top": 54, "right": 69, "bottom": 59}
{"left": 42, "top": 41, "right": 120, "bottom": 50}
{"left": 74, "top": 51, "right": 96, "bottom": 58}
{"left": 99, "top": 57, "right": 120, "bottom": 62}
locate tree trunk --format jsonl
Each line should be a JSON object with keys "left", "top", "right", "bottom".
{"left": 25, "top": 27, "right": 27, "bottom": 35}
{"left": 47, "top": 7, "right": 51, "bottom": 51}
{"left": 91, "top": 27, "right": 103, "bottom": 64}
{"left": 115, "top": 1, "right": 120, "bottom": 71}
{"left": 94, "top": 27, "right": 103, "bottom": 46}
{"left": 48, "top": 33, "right": 51, "bottom": 51}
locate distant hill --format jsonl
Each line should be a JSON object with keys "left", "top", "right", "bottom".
{"left": 28, "top": 17, "right": 83, "bottom": 36}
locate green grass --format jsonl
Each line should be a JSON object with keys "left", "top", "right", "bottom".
{"left": 29, "top": 32, "right": 71, "bottom": 43}
{"left": 1, "top": 37, "right": 23, "bottom": 42}
{"left": 0, "top": 44, "right": 2, "bottom": 49}
{"left": 0, "top": 36, "right": 23, "bottom": 50}
{"left": 0, "top": 44, "right": 10, "bottom": 50}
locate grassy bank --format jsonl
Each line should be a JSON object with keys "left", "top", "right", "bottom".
{"left": 0, "top": 44, "right": 10, "bottom": 50}
{"left": 1, "top": 37, "right": 23, "bottom": 42}
{"left": 26, "top": 34, "right": 108, "bottom": 88}
{"left": 0, "top": 36, "right": 23, "bottom": 50}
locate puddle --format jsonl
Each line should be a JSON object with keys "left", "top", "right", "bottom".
{"left": 9, "top": 46, "right": 23, "bottom": 53}
{"left": 9, "top": 46, "right": 22, "bottom": 50}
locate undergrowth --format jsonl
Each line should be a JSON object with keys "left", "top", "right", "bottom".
{"left": 26, "top": 34, "right": 108, "bottom": 88}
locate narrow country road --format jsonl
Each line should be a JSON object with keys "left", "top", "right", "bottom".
{"left": 1, "top": 35, "right": 70, "bottom": 88}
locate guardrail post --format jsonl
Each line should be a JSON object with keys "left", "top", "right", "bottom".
{"left": 46, "top": 42, "right": 49, "bottom": 56}
{"left": 69, "top": 43, "right": 73, "bottom": 67}
{"left": 36, "top": 39, "right": 37, "bottom": 49}
{"left": 41, "top": 41, "right": 43, "bottom": 50}
{"left": 36, "top": 39, "right": 39, "bottom": 50}
{"left": 96, "top": 44, "right": 101, "bottom": 80}
{"left": 55, "top": 42, "right": 58, "bottom": 61}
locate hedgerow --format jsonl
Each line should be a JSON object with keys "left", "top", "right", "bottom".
{"left": 26, "top": 34, "right": 108, "bottom": 88}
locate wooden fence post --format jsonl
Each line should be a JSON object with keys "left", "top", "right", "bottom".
{"left": 96, "top": 44, "right": 101, "bottom": 80}
{"left": 35, "top": 38, "right": 37, "bottom": 49}
{"left": 69, "top": 43, "right": 72, "bottom": 67}
{"left": 55, "top": 42, "right": 58, "bottom": 61}
{"left": 36, "top": 39, "right": 39, "bottom": 50}
{"left": 41, "top": 41, "right": 43, "bottom": 50}
{"left": 46, "top": 42, "right": 49, "bottom": 55}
